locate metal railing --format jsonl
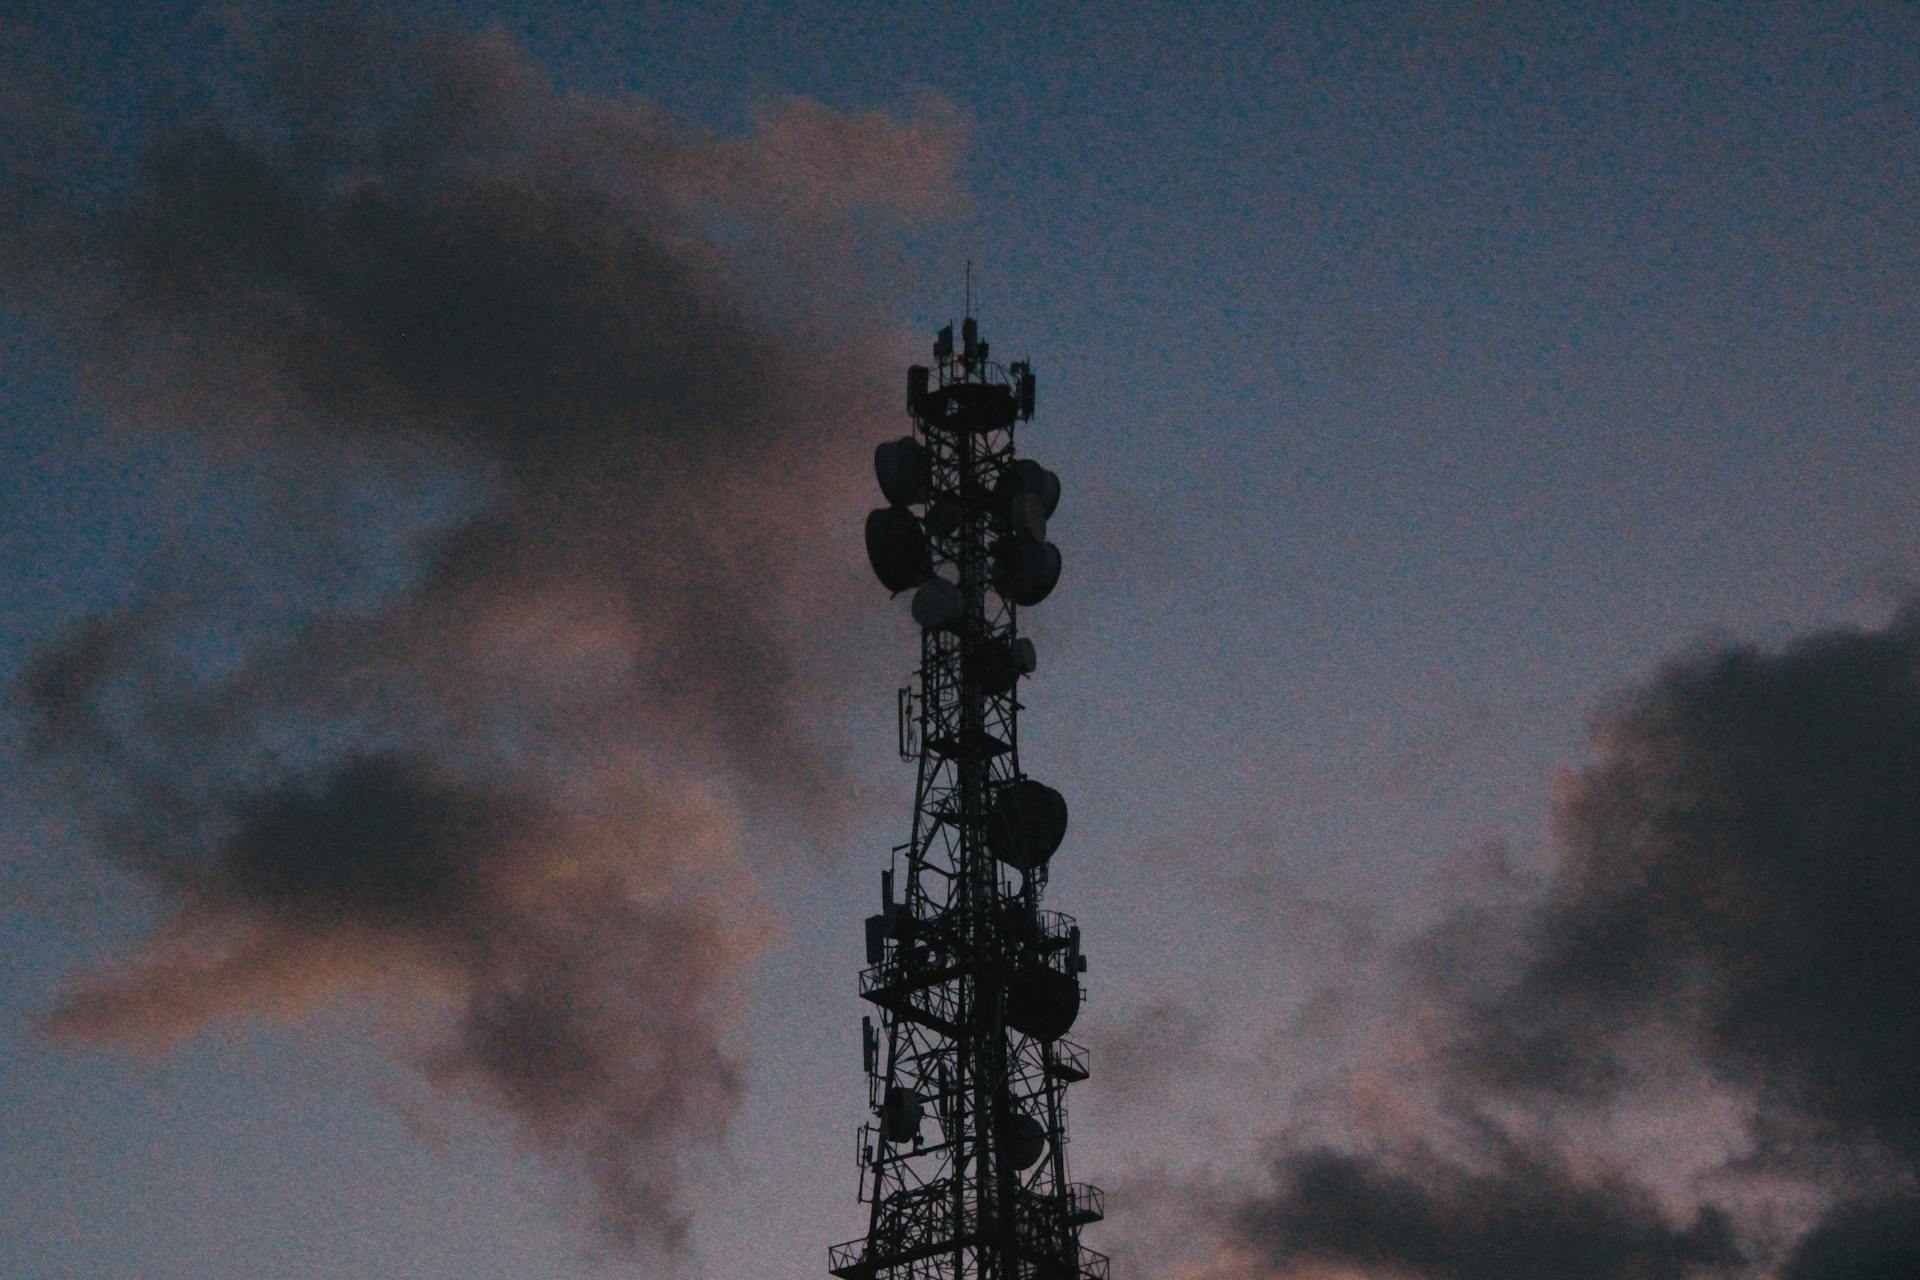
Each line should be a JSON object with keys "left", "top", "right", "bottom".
{"left": 1063, "top": 1182, "right": 1104, "bottom": 1225}
{"left": 827, "top": 1238, "right": 869, "bottom": 1279}
{"left": 1045, "top": 1038, "right": 1089, "bottom": 1081}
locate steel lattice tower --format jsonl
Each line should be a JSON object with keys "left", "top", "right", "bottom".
{"left": 831, "top": 316, "right": 1105, "bottom": 1280}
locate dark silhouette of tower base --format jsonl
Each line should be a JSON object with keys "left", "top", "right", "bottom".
{"left": 833, "top": 316, "right": 1104, "bottom": 1280}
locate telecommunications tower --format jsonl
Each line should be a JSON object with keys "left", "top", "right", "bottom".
{"left": 830, "top": 314, "right": 1105, "bottom": 1280}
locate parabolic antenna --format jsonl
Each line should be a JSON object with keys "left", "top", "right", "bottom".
{"left": 911, "top": 577, "right": 964, "bottom": 631}
{"left": 994, "top": 458, "right": 1060, "bottom": 519}
{"left": 874, "top": 437, "right": 930, "bottom": 507}
{"left": 1003, "top": 1111, "right": 1047, "bottom": 1170}
{"left": 987, "top": 779, "right": 1068, "bottom": 871}
{"left": 866, "top": 507, "right": 931, "bottom": 594}
{"left": 1006, "top": 964, "right": 1080, "bottom": 1042}
{"left": 993, "top": 540, "right": 1062, "bottom": 607}
{"left": 1006, "top": 491, "right": 1048, "bottom": 543}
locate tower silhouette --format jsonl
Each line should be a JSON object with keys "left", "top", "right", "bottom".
{"left": 831, "top": 315, "right": 1104, "bottom": 1280}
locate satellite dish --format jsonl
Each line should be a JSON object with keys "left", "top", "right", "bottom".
{"left": 874, "top": 437, "right": 930, "bottom": 507}
{"left": 865, "top": 507, "right": 931, "bottom": 594}
{"left": 994, "top": 459, "right": 1060, "bottom": 519}
{"left": 1003, "top": 1112, "right": 1047, "bottom": 1170}
{"left": 987, "top": 779, "right": 1068, "bottom": 871}
{"left": 1006, "top": 492, "right": 1048, "bottom": 543}
{"left": 993, "top": 541, "right": 1061, "bottom": 607}
{"left": 1006, "top": 964, "right": 1080, "bottom": 1042}
{"left": 911, "top": 577, "right": 964, "bottom": 631}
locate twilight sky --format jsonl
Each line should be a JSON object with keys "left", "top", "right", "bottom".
{"left": 3, "top": 4, "right": 1918, "bottom": 1279}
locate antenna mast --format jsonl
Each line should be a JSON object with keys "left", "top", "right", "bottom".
{"left": 834, "top": 316, "right": 1102, "bottom": 1280}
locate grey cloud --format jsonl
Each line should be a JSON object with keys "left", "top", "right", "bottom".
{"left": 35, "top": 749, "right": 749, "bottom": 1251}
{"left": 1468, "top": 614, "right": 1920, "bottom": 1166}
{"left": 1234, "top": 1138, "right": 1740, "bottom": 1280}
{"left": 8, "top": 4, "right": 960, "bottom": 1253}
{"left": 1200, "top": 610, "right": 1920, "bottom": 1277}
{"left": 1778, "top": 1197, "right": 1920, "bottom": 1280}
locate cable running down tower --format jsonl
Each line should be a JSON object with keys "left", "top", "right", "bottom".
{"left": 831, "top": 315, "right": 1105, "bottom": 1280}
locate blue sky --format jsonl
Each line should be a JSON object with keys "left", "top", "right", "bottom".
{"left": 4, "top": 4, "right": 1917, "bottom": 1278}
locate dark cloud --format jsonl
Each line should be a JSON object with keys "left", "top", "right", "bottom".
{"left": 1778, "top": 1197, "right": 1920, "bottom": 1280}
{"left": 1234, "top": 1138, "right": 1739, "bottom": 1280}
{"left": 17, "top": 608, "right": 149, "bottom": 755}
{"left": 1470, "top": 614, "right": 1920, "bottom": 1165}
{"left": 1191, "top": 610, "right": 1920, "bottom": 1277}
{"left": 7, "top": 3, "right": 959, "bottom": 1253}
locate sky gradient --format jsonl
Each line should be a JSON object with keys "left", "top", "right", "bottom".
{"left": 4, "top": 4, "right": 1918, "bottom": 1279}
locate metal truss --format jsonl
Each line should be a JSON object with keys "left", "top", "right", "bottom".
{"left": 833, "top": 320, "right": 1103, "bottom": 1280}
